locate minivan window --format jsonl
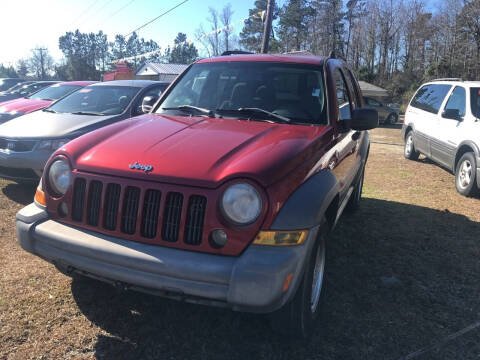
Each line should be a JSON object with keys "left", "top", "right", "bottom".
{"left": 470, "top": 88, "right": 480, "bottom": 118}
{"left": 410, "top": 84, "right": 452, "bottom": 114}
{"left": 444, "top": 86, "right": 466, "bottom": 118}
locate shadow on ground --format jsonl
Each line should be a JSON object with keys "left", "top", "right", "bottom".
{"left": 2, "top": 182, "right": 36, "bottom": 205}
{"left": 71, "top": 198, "right": 480, "bottom": 360}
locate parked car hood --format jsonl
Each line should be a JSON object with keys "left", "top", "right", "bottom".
{"left": 62, "top": 113, "right": 330, "bottom": 188}
{"left": 0, "top": 97, "right": 51, "bottom": 114}
{"left": 0, "top": 110, "right": 119, "bottom": 139}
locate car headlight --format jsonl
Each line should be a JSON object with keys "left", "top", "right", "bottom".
{"left": 221, "top": 183, "right": 262, "bottom": 225}
{"left": 38, "top": 138, "right": 70, "bottom": 151}
{"left": 48, "top": 158, "right": 71, "bottom": 196}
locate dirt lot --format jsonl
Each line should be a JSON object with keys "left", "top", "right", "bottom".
{"left": 1, "top": 125, "right": 480, "bottom": 360}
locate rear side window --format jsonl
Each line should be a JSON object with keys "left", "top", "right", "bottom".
{"left": 470, "top": 88, "right": 480, "bottom": 118}
{"left": 410, "top": 84, "right": 452, "bottom": 114}
{"left": 444, "top": 86, "right": 466, "bottom": 117}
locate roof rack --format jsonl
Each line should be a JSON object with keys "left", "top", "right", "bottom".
{"left": 432, "top": 78, "right": 463, "bottom": 82}
{"left": 221, "top": 50, "right": 253, "bottom": 56}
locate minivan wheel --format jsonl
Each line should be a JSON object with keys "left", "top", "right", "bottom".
{"left": 404, "top": 131, "right": 419, "bottom": 160}
{"left": 455, "top": 152, "right": 478, "bottom": 197}
{"left": 269, "top": 221, "right": 328, "bottom": 338}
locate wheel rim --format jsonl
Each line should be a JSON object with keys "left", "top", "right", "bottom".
{"left": 458, "top": 160, "right": 473, "bottom": 189}
{"left": 310, "top": 237, "right": 326, "bottom": 313}
{"left": 405, "top": 135, "right": 413, "bottom": 156}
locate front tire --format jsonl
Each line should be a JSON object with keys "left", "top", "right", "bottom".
{"left": 269, "top": 221, "right": 328, "bottom": 338}
{"left": 404, "top": 131, "right": 419, "bottom": 160}
{"left": 455, "top": 152, "right": 478, "bottom": 197}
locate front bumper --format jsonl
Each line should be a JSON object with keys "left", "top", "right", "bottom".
{"left": 0, "top": 148, "right": 51, "bottom": 180}
{"left": 16, "top": 203, "right": 318, "bottom": 313}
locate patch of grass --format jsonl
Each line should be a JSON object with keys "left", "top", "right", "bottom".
{"left": 1, "top": 127, "right": 480, "bottom": 359}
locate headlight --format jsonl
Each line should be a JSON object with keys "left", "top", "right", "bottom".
{"left": 221, "top": 183, "right": 262, "bottom": 225}
{"left": 48, "top": 158, "right": 71, "bottom": 196}
{"left": 38, "top": 138, "right": 70, "bottom": 151}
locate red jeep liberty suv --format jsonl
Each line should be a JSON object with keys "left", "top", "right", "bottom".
{"left": 16, "top": 53, "right": 377, "bottom": 337}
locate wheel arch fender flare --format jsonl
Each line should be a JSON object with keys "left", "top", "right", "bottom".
{"left": 270, "top": 169, "right": 340, "bottom": 231}
{"left": 454, "top": 141, "right": 480, "bottom": 173}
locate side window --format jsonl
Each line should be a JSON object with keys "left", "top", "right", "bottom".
{"left": 410, "top": 84, "right": 452, "bottom": 114}
{"left": 344, "top": 69, "right": 359, "bottom": 109}
{"left": 444, "top": 86, "right": 466, "bottom": 118}
{"left": 367, "top": 97, "right": 381, "bottom": 106}
{"left": 334, "top": 69, "right": 352, "bottom": 121}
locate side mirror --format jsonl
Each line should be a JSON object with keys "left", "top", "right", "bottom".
{"left": 141, "top": 95, "right": 159, "bottom": 114}
{"left": 350, "top": 107, "right": 379, "bottom": 130}
{"left": 442, "top": 109, "right": 462, "bottom": 121}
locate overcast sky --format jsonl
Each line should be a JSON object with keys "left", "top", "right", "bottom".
{"left": 1, "top": 0, "right": 438, "bottom": 66}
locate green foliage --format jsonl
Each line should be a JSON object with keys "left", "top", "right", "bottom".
{"left": 239, "top": 0, "right": 269, "bottom": 52}
{"left": 0, "top": 64, "right": 18, "bottom": 78}
{"left": 169, "top": 33, "right": 198, "bottom": 64}
{"left": 277, "top": 0, "right": 313, "bottom": 52}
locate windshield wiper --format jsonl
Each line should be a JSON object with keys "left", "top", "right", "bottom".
{"left": 43, "top": 109, "right": 57, "bottom": 113}
{"left": 162, "top": 105, "right": 216, "bottom": 117}
{"left": 70, "top": 111, "right": 105, "bottom": 116}
{"left": 217, "top": 107, "right": 291, "bottom": 123}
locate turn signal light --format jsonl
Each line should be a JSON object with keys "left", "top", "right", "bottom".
{"left": 34, "top": 187, "right": 46, "bottom": 207}
{"left": 253, "top": 230, "right": 308, "bottom": 246}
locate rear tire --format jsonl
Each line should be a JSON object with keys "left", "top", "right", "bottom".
{"left": 404, "top": 131, "right": 419, "bottom": 160}
{"left": 455, "top": 152, "right": 478, "bottom": 197}
{"left": 269, "top": 221, "right": 328, "bottom": 338}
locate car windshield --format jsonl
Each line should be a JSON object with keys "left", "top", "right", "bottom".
{"left": 9, "top": 83, "right": 48, "bottom": 96}
{"left": 48, "top": 85, "right": 139, "bottom": 115}
{"left": 470, "top": 88, "right": 480, "bottom": 118}
{"left": 2, "top": 83, "right": 27, "bottom": 94}
{"left": 28, "top": 84, "right": 82, "bottom": 101}
{"left": 0, "top": 80, "right": 17, "bottom": 92}
{"left": 156, "top": 62, "right": 327, "bottom": 125}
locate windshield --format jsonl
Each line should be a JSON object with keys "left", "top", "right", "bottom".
{"left": 0, "top": 80, "right": 18, "bottom": 92}
{"left": 156, "top": 62, "right": 327, "bottom": 125}
{"left": 48, "top": 85, "right": 139, "bottom": 115}
{"left": 9, "top": 82, "right": 50, "bottom": 96}
{"left": 28, "top": 84, "right": 81, "bottom": 101}
{"left": 2, "top": 83, "right": 27, "bottom": 94}
{"left": 471, "top": 88, "right": 480, "bottom": 118}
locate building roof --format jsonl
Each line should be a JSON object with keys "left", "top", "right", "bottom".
{"left": 136, "top": 63, "right": 189, "bottom": 76}
{"left": 359, "top": 81, "right": 389, "bottom": 97}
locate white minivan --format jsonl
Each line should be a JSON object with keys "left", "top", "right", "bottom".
{"left": 403, "top": 79, "right": 480, "bottom": 196}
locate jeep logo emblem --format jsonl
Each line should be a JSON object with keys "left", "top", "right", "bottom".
{"left": 129, "top": 162, "right": 153, "bottom": 173}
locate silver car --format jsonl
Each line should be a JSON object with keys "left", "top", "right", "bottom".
{"left": 0, "top": 80, "right": 169, "bottom": 181}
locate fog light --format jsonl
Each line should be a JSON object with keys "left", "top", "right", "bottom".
{"left": 210, "top": 229, "right": 228, "bottom": 248}
{"left": 253, "top": 230, "right": 308, "bottom": 246}
{"left": 58, "top": 202, "right": 68, "bottom": 218}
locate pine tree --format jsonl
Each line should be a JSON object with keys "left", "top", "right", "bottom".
{"left": 169, "top": 33, "right": 199, "bottom": 64}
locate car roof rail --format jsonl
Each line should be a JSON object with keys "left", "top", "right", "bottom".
{"left": 432, "top": 78, "right": 463, "bottom": 82}
{"left": 221, "top": 50, "right": 253, "bottom": 56}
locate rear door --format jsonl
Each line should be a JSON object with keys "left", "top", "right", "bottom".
{"left": 430, "top": 86, "right": 466, "bottom": 169}
{"left": 406, "top": 83, "right": 452, "bottom": 157}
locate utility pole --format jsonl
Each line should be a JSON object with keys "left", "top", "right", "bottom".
{"left": 34, "top": 47, "right": 48, "bottom": 80}
{"left": 261, "top": 0, "right": 274, "bottom": 54}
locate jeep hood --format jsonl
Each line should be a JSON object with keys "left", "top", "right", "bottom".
{"left": 66, "top": 114, "right": 330, "bottom": 188}
{"left": 0, "top": 110, "right": 119, "bottom": 139}
{"left": 0, "top": 98, "right": 51, "bottom": 114}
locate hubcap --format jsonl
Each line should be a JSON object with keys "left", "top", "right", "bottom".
{"left": 458, "top": 160, "right": 473, "bottom": 189}
{"left": 405, "top": 135, "right": 413, "bottom": 156}
{"left": 310, "top": 237, "right": 326, "bottom": 313}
